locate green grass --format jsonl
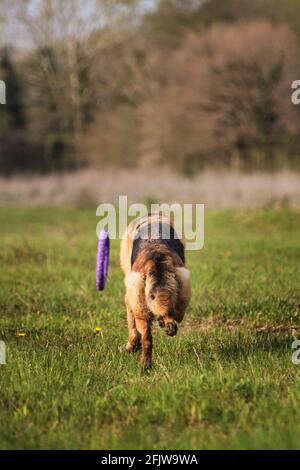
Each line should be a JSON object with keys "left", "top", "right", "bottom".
{"left": 0, "top": 207, "right": 300, "bottom": 450}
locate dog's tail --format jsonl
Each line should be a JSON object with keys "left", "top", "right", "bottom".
{"left": 144, "top": 253, "right": 177, "bottom": 317}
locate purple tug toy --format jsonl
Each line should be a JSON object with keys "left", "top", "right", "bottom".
{"left": 96, "top": 229, "right": 110, "bottom": 291}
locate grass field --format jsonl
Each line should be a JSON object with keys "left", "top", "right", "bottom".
{"left": 0, "top": 207, "right": 300, "bottom": 450}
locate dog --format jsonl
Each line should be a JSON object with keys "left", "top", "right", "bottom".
{"left": 120, "top": 212, "right": 192, "bottom": 370}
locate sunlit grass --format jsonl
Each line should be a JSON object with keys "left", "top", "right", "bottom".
{"left": 0, "top": 207, "right": 299, "bottom": 449}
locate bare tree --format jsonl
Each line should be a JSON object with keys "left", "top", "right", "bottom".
{"left": 6, "top": 0, "right": 139, "bottom": 141}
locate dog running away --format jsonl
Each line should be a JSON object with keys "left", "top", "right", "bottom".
{"left": 120, "top": 212, "right": 192, "bottom": 370}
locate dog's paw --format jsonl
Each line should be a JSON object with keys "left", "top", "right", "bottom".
{"left": 140, "top": 360, "right": 152, "bottom": 374}
{"left": 165, "top": 322, "right": 178, "bottom": 337}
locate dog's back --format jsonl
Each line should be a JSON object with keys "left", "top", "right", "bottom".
{"left": 121, "top": 212, "right": 191, "bottom": 324}
{"left": 131, "top": 220, "right": 185, "bottom": 267}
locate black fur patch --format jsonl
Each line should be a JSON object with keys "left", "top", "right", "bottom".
{"left": 131, "top": 222, "right": 185, "bottom": 267}
{"left": 149, "top": 252, "right": 166, "bottom": 287}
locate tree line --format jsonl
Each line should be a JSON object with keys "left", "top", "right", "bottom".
{"left": 1, "top": 0, "right": 300, "bottom": 175}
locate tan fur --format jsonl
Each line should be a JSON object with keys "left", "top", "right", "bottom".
{"left": 120, "top": 213, "right": 192, "bottom": 369}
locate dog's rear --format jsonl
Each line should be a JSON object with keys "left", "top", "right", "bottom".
{"left": 120, "top": 213, "right": 192, "bottom": 369}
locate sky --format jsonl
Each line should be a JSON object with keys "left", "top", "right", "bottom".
{"left": 0, "top": 0, "right": 158, "bottom": 50}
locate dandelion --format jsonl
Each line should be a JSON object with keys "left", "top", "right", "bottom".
{"left": 16, "top": 332, "right": 26, "bottom": 337}
{"left": 95, "top": 327, "right": 103, "bottom": 333}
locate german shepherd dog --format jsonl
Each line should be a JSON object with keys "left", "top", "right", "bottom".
{"left": 120, "top": 212, "right": 192, "bottom": 370}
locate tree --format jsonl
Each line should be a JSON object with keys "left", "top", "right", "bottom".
{"left": 10, "top": 0, "right": 139, "bottom": 137}
{"left": 0, "top": 0, "right": 140, "bottom": 171}
{"left": 152, "top": 21, "right": 300, "bottom": 170}
{"left": 0, "top": 47, "right": 25, "bottom": 131}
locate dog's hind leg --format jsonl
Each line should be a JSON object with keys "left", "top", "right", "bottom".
{"left": 125, "top": 296, "right": 141, "bottom": 353}
{"left": 135, "top": 316, "right": 153, "bottom": 370}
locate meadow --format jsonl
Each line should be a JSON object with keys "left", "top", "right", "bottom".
{"left": 0, "top": 207, "right": 299, "bottom": 449}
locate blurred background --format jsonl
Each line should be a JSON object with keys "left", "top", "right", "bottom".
{"left": 1, "top": 0, "right": 300, "bottom": 207}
